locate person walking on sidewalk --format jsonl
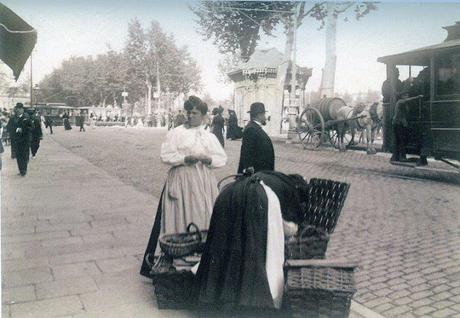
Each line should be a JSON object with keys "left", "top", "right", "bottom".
{"left": 44, "top": 116, "right": 53, "bottom": 134}
{"left": 6, "top": 103, "right": 32, "bottom": 176}
{"left": 63, "top": 111, "right": 72, "bottom": 130}
{"left": 79, "top": 112, "right": 86, "bottom": 132}
{"left": 237, "top": 102, "right": 274, "bottom": 173}
{"left": 211, "top": 107, "right": 225, "bottom": 148}
{"left": 28, "top": 109, "right": 43, "bottom": 158}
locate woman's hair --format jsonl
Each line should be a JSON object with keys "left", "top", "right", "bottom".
{"left": 184, "top": 96, "right": 208, "bottom": 115}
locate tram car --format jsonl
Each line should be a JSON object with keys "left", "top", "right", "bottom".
{"left": 27, "top": 103, "right": 89, "bottom": 126}
{"left": 378, "top": 21, "right": 460, "bottom": 167}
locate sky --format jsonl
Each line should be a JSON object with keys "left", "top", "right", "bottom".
{"left": 2, "top": 0, "right": 460, "bottom": 101}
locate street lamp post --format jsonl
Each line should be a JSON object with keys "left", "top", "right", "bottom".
{"left": 122, "top": 90, "right": 128, "bottom": 127}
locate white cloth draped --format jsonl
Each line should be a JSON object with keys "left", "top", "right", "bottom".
{"left": 261, "top": 181, "right": 285, "bottom": 309}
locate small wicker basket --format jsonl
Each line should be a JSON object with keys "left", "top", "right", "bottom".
{"left": 159, "top": 223, "right": 207, "bottom": 258}
{"left": 285, "top": 259, "right": 357, "bottom": 318}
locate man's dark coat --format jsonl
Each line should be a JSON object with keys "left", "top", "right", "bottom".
{"left": 6, "top": 113, "right": 32, "bottom": 174}
{"left": 237, "top": 121, "right": 274, "bottom": 173}
{"left": 30, "top": 115, "right": 43, "bottom": 156}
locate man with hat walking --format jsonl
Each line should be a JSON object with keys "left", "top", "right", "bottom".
{"left": 6, "top": 103, "right": 32, "bottom": 176}
{"left": 237, "top": 102, "right": 275, "bottom": 173}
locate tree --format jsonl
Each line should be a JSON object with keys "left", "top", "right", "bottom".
{"left": 145, "top": 21, "right": 202, "bottom": 114}
{"left": 38, "top": 19, "right": 201, "bottom": 114}
{"left": 124, "top": 18, "right": 147, "bottom": 104}
{"left": 217, "top": 52, "right": 242, "bottom": 83}
{"left": 191, "top": 1, "right": 298, "bottom": 61}
{"left": 314, "top": 2, "right": 378, "bottom": 97}
{"left": 192, "top": 1, "right": 377, "bottom": 96}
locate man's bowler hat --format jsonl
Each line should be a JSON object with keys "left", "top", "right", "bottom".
{"left": 247, "top": 102, "right": 266, "bottom": 114}
{"left": 14, "top": 103, "right": 24, "bottom": 109}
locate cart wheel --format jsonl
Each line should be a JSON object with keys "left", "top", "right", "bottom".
{"left": 297, "top": 107, "right": 325, "bottom": 150}
{"left": 328, "top": 129, "right": 352, "bottom": 149}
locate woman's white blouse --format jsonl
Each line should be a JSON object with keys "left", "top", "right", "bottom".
{"left": 161, "top": 125, "right": 227, "bottom": 168}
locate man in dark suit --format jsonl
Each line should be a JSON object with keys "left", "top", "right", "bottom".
{"left": 28, "top": 109, "right": 43, "bottom": 158}
{"left": 237, "top": 102, "right": 274, "bottom": 173}
{"left": 6, "top": 103, "right": 32, "bottom": 176}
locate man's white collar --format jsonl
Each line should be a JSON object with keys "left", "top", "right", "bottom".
{"left": 253, "top": 120, "right": 262, "bottom": 127}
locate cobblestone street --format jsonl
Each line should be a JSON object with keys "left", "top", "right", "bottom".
{"left": 2, "top": 127, "right": 460, "bottom": 318}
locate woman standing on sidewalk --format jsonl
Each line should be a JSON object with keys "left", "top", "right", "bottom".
{"left": 140, "top": 95, "right": 227, "bottom": 278}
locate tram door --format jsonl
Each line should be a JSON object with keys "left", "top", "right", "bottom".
{"left": 431, "top": 53, "right": 460, "bottom": 160}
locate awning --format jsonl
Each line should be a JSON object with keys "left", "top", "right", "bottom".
{"left": 0, "top": 3, "right": 37, "bottom": 80}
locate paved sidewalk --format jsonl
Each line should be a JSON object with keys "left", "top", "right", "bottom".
{"left": 3, "top": 132, "right": 459, "bottom": 318}
{"left": 1, "top": 139, "right": 197, "bottom": 317}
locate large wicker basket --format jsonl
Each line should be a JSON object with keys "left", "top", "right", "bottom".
{"left": 151, "top": 257, "right": 198, "bottom": 309}
{"left": 285, "top": 226, "right": 329, "bottom": 259}
{"left": 285, "top": 259, "right": 357, "bottom": 318}
{"left": 303, "top": 178, "right": 350, "bottom": 234}
{"left": 159, "top": 223, "right": 207, "bottom": 258}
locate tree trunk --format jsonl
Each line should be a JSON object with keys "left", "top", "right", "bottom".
{"left": 320, "top": 2, "right": 337, "bottom": 98}
{"left": 276, "top": 15, "right": 295, "bottom": 135}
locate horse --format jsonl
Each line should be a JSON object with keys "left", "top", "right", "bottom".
{"left": 350, "top": 102, "right": 384, "bottom": 154}
{"left": 333, "top": 102, "right": 383, "bottom": 154}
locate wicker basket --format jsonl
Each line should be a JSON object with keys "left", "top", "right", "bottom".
{"left": 285, "top": 259, "right": 357, "bottom": 318}
{"left": 285, "top": 226, "right": 329, "bottom": 259}
{"left": 151, "top": 257, "right": 197, "bottom": 309}
{"left": 151, "top": 269, "right": 196, "bottom": 309}
{"left": 159, "top": 223, "right": 206, "bottom": 258}
{"left": 303, "top": 178, "right": 350, "bottom": 234}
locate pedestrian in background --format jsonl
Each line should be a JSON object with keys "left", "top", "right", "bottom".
{"left": 63, "top": 111, "right": 72, "bottom": 130}
{"left": 6, "top": 103, "right": 32, "bottom": 176}
{"left": 89, "top": 113, "right": 96, "bottom": 129}
{"left": 226, "top": 109, "right": 242, "bottom": 140}
{"left": 79, "top": 112, "right": 86, "bottom": 132}
{"left": 211, "top": 107, "right": 225, "bottom": 148}
{"left": 174, "top": 109, "right": 187, "bottom": 127}
{"left": 28, "top": 109, "right": 43, "bottom": 158}
{"left": 238, "top": 102, "right": 274, "bottom": 174}
{"left": 7, "top": 109, "right": 17, "bottom": 158}
{"left": 44, "top": 116, "right": 53, "bottom": 134}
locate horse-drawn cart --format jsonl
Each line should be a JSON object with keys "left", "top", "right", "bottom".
{"left": 296, "top": 98, "right": 366, "bottom": 151}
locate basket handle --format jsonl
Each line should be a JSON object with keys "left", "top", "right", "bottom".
{"left": 144, "top": 253, "right": 154, "bottom": 269}
{"left": 217, "top": 174, "right": 240, "bottom": 190}
{"left": 187, "top": 222, "right": 202, "bottom": 242}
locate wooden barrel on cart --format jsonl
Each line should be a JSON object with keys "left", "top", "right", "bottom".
{"left": 312, "top": 97, "right": 347, "bottom": 122}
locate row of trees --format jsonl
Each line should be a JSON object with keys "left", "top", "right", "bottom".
{"left": 39, "top": 19, "right": 201, "bottom": 111}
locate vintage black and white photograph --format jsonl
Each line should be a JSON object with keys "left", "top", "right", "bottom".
{"left": 1, "top": 1, "right": 460, "bottom": 317}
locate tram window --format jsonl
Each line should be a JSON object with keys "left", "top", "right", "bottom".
{"left": 51, "top": 109, "right": 58, "bottom": 115}
{"left": 436, "top": 54, "right": 460, "bottom": 96}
